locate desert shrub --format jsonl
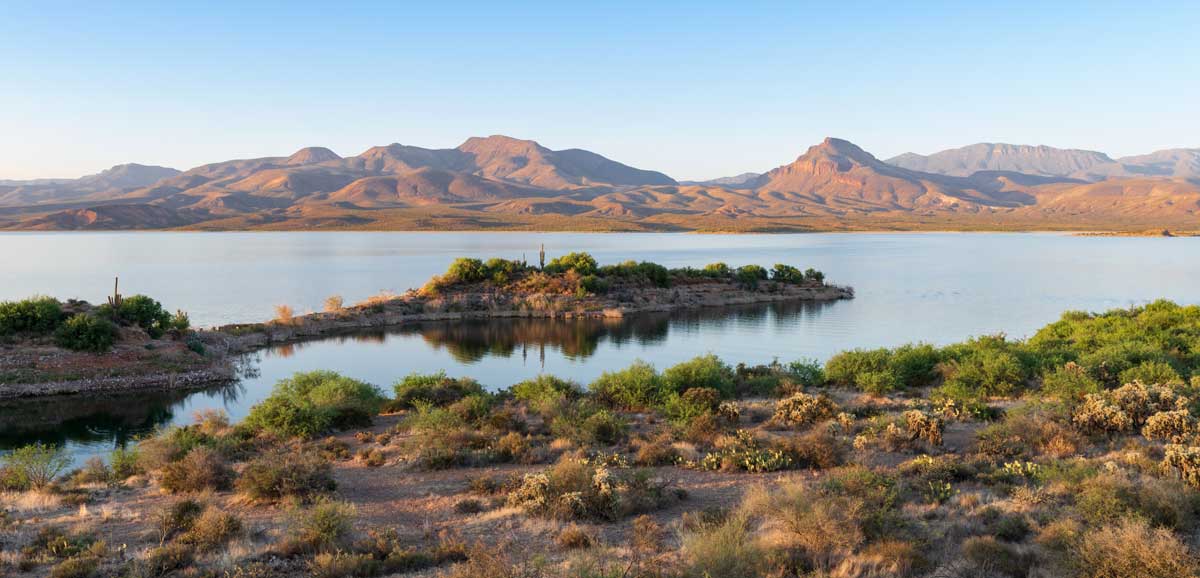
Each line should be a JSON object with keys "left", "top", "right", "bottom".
{"left": 772, "top": 392, "right": 838, "bottom": 427}
{"left": 245, "top": 370, "right": 385, "bottom": 437}
{"left": 20, "top": 526, "right": 96, "bottom": 566}
{"left": 0, "top": 296, "right": 63, "bottom": 336}
{"left": 103, "top": 294, "right": 173, "bottom": 337}
{"left": 780, "top": 427, "right": 846, "bottom": 470}
{"left": 287, "top": 499, "right": 358, "bottom": 553}
{"left": 1042, "top": 362, "right": 1101, "bottom": 402}
{"left": 1120, "top": 360, "right": 1183, "bottom": 385}
{"left": 138, "top": 543, "right": 195, "bottom": 576}
{"left": 1076, "top": 471, "right": 1198, "bottom": 530}
{"left": 938, "top": 335, "right": 1033, "bottom": 400}
{"left": 544, "top": 252, "right": 598, "bottom": 276}
{"left": 663, "top": 354, "right": 736, "bottom": 398}
{"left": 770, "top": 263, "right": 805, "bottom": 284}
{"left": 589, "top": 360, "right": 668, "bottom": 409}
{"left": 507, "top": 457, "right": 680, "bottom": 521}
{"left": 1163, "top": 444, "right": 1200, "bottom": 489}
{"left": 695, "top": 430, "right": 793, "bottom": 473}
{"left": 901, "top": 410, "right": 944, "bottom": 446}
{"left": 392, "top": 371, "right": 485, "bottom": 409}
{"left": 1073, "top": 381, "right": 1187, "bottom": 435}
{"left": 274, "top": 304, "right": 294, "bottom": 324}
{"left": 681, "top": 510, "right": 764, "bottom": 578}
{"left": 180, "top": 508, "right": 242, "bottom": 552}
{"left": 1070, "top": 518, "right": 1200, "bottom": 578}
{"left": 663, "top": 387, "right": 722, "bottom": 425}
{"left": 546, "top": 404, "right": 629, "bottom": 447}
{"left": 1028, "top": 300, "right": 1200, "bottom": 386}
{"left": 555, "top": 524, "right": 594, "bottom": 549}
{"left": 159, "top": 447, "right": 233, "bottom": 493}
{"left": 237, "top": 449, "right": 336, "bottom": 503}
{"left": 54, "top": 314, "right": 118, "bottom": 353}
{"left": 136, "top": 425, "right": 215, "bottom": 472}
{"left": 825, "top": 348, "right": 894, "bottom": 392}
{"left": 633, "top": 435, "right": 681, "bottom": 466}
{"left": 763, "top": 483, "right": 868, "bottom": 571}
{"left": 445, "top": 257, "right": 488, "bottom": 283}
{"left": 1072, "top": 394, "right": 1133, "bottom": 435}
{"left": 698, "top": 262, "right": 730, "bottom": 278}
{"left": 48, "top": 556, "right": 99, "bottom": 578}
{"left": 960, "top": 536, "right": 1033, "bottom": 578}
{"left": 308, "top": 552, "right": 379, "bottom": 578}
{"left": 510, "top": 374, "right": 581, "bottom": 414}
{"left": 974, "top": 401, "right": 1080, "bottom": 459}
{"left": 155, "top": 499, "right": 205, "bottom": 543}
{"left": 1, "top": 442, "right": 70, "bottom": 490}
{"left": 323, "top": 295, "right": 344, "bottom": 312}
{"left": 786, "top": 358, "right": 825, "bottom": 388}
{"left": 1143, "top": 410, "right": 1197, "bottom": 442}
{"left": 734, "top": 264, "right": 768, "bottom": 287}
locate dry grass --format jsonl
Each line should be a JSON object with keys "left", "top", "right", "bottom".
{"left": 323, "top": 295, "right": 344, "bottom": 313}
{"left": 273, "top": 304, "right": 294, "bottom": 324}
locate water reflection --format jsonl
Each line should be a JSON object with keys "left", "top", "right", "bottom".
{"left": 0, "top": 382, "right": 245, "bottom": 451}
{"left": 266, "top": 299, "right": 838, "bottom": 365}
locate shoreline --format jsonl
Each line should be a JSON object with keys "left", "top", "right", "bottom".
{"left": 0, "top": 280, "right": 853, "bottom": 400}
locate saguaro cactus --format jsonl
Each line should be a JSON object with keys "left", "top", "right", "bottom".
{"left": 539, "top": 244, "right": 545, "bottom": 270}
{"left": 107, "top": 276, "right": 123, "bottom": 317}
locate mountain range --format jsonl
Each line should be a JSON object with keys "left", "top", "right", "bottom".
{"left": 2, "top": 136, "right": 1197, "bottom": 232}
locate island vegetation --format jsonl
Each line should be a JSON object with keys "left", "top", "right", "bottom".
{"left": 2, "top": 300, "right": 1200, "bottom": 577}
{"left": 0, "top": 253, "right": 847, "bottom": 397}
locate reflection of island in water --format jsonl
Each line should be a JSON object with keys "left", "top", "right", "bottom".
{"left": 269, "top": 299, "right": 840, "bottom": 364}
{"left": 0, "top": 382, "right": 246, "bottom": 452}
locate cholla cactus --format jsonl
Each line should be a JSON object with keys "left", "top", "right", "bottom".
{"left": 772, "top": 392, "right": 839, "bottom": 427}
{"left": 1143, "top": 410, "right": 1197, "bottom": 443}
{"left": 1163, "top": 444, "right": 1200, "bottom": 489}
{"left": 903, "top": 410, "right": 945, "bottom": 446}
{"left": 1110, "top": 381, "right": 1189, "bottom": 427}
{"left": 1072, "top": 394, "right": 1134, "bottom": 434}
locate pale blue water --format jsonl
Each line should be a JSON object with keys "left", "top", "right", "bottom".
{"left": 1, "top": 231, "right": 1197, "bottom": 462}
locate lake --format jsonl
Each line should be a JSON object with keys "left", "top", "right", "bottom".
{"left": 2, "top": 231, "right": 1197, "bottom": 463}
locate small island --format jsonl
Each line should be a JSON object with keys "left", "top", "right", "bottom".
{"left": 0, "top": 253, "right": 852, "bottom": 398}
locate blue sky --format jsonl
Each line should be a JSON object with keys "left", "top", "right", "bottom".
{"left": 2, "top": 1, "right": 1197, "bottom": 180}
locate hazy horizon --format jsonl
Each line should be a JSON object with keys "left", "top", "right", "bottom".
{"left": 3, "top": 1, "right": 1198, "bottom": 181}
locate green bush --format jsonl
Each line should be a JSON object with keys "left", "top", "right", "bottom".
{"left": 702, "top": 262, "right": 731, "bottom": 278}
{"left": 245, "top": 371, "right": 386, "bottom": 438}
{"left": 824, "top": 348, "right": 895, "bottom": 393}
{"left": 804, "top": 268, "right": 825, "bottom": 283}
{"left": 663, "top": 354, "right": 736, "bottom": 398}
{"left": 1, "top": 442, "right": 70, "bottom": 490}
{"left": 786, "top": 358, "right": 825, "bottom": 388}
{"left": 544, "top": 252, "right": 598, "bottom": 276}
{"left": 770, "top": 264, "right": 805, "bottom": 284}
{"left": 663, "top": 387, "right": 722, "bottom": 425}
{"left": 510, "top": 374, "right": 580, "bottom": 414}
{"left": 1028, "top": 300, "right": 1200, "bottom": 386}
{"left": 590, "top": 360, "right": 668, "bottom": 409}
{"left": 54, "top": 314, "right": 118, "bottom": 353}
{"left": 1042, "top": 362, "right": 1101, "bottom": 401}
{"left": 392, "top": 371, "right": 485, "bottom": 409}
{"left": 1120, "top": 360, "right": 1183, "bottom": 385}
{"left": 445, "top": 258, "right": 488, "bottom": 284}
{"left": 938, "top": 335, "right": 1033, "bottom": 400}
{"left": 0, "top": 296, "right": 63, "bottom": 336}
{"left": 734, "top": 265, "right": 768, "bottom": 287}
{"left": 98, "top": 294, "right": 174, "bottom": 338}
{"left": 483, "top": 257, "right": 524, "bottom": 284}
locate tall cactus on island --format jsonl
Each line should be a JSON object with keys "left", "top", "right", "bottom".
{"left": 107, "top": 276, "right": 123, "bottom": 320}
{"left": 539, "top": 244, "right": 545, "bottom": 270}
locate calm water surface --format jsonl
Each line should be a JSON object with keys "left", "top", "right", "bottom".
{"left": 1, "top": 231, "right": 1197, "bottom": 462}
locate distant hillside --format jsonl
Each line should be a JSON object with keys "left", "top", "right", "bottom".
{"left": 2, "top": 136, "right": 1197, "bottom": 232}
{"left": 0, "top": 163, "right": 180, "bottom": 206}
{"left": 886, "top": 144, "right": 1114, "bottom": 178}
{"left": 889, "top": 143, "right": 1200, "bottom": 183}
